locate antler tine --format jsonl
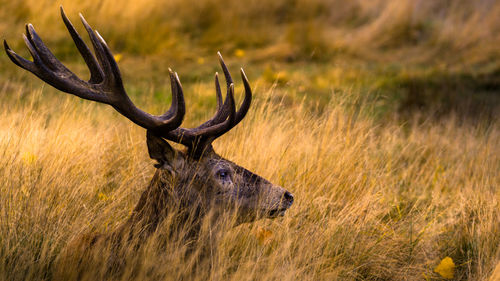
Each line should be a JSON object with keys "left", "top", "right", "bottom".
{"left": 214, "top": 56, "right": 252, "bottom": 127}
{"left": 198, "top": 67, "right": 252, "bottom": 131}
{"left": 4, "top": 7, "right": 185, "bottom": 134}
{"left": 21, "top": 32, "right": 44, "bottom": 68}
{"left": 218, "top": 51, "right": 233, "bottom": 87}
{"left": 5, "top": 8, "right": 253, "bottom": 159}
{"left": 4, "top": 40, "right": 37, "bottom": 72}
{"left": 205, "top": 83, "right": 237, "bottom": 138}
{"left": 235, "top": 68, "right": 252, "bottom": 124}
{"left": 201, "top": 70, "right": 251, "bottom": 139}
{"left": 25, "top": 25, "right": 56, "bottom": 71}
{"left": 8, "top": 19, "right": 109, "bottom": 103}
{"left": 215, "top": 72, "right": 223, "bottom": 112}
{"left": 78, "top": 14, "right": 121, "bottom": 89}
{"left": 78, "top": 14, "right": 110, "bottom": 76}
{"left": 195, "top": 53, "right": 233, "bottom": 129}
{"left": 162, "top": 57, "right": 252, "bottom": 157}
{"left": 23, "top": 27, "right": 109, "bottom": 102}
{"left": 158, "top": 70, "right": 185, "bottom": 130}
{"left": 191, "top": 83, "right": 236, "bottom": 138}
{"left": 212, "top": 52, "right": 234, "bottom": 123}
{"left": 164, "top": 83, "right": 236, "bottom": 155}
{"left": 60, "top": 7, "right": 103, "bottom": 83}
{"left": 205, "top": 69, "right": 251, "bottom": 134}
{"left": 192, "top": 53, "right": 251, "bottom": 131}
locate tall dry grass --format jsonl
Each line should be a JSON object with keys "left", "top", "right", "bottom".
{"left": 0, "top": 79, "right": 498, "bottom": 280}
{"left": 1, "top": 0, "right": 499, "bottom": 280}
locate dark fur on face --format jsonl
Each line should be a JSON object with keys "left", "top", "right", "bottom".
{"left": 149, "top": 135, "right": 294, "bottom": 225}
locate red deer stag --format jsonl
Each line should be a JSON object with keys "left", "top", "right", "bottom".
{"left": 4, "top": 7, "right": 294, "bottom": 275}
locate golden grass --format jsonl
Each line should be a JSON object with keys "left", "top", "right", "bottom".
{"left": 1, "top": 0, "right": 500, "bottom": 65}
{"left": 1, "top": 0, "right": 499, "bottom": 279}
{"left": 0, "top": 80, "right": 498, "bottom": 280}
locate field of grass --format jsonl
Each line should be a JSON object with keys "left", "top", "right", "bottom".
{"left": 0, "top": 0, "right": 499, "bottom": 280}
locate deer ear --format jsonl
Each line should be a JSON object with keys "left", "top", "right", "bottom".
{"left": 146, "top": 131, "right": 176, "bottom": 168}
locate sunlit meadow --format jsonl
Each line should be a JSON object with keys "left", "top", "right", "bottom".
{"left": 0, "top": 0, "right": 499, "bottom": 280}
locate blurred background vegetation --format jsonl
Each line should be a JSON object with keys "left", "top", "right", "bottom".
{"left": 1, "top": 0, "right": 499, "bottom": 121}
{"left": 0, "top": 1, "right": 499, "bottom": 280}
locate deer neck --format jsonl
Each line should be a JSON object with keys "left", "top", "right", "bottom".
{"left": 116, "top": 170, "right": 205, "bottom": 242}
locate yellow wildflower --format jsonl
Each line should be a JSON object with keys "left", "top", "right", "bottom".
{"left": 98, "top": 192, "right": 110, "bottom": 201}
{"left": 234, "top": 49, "right": 245, "bottom": 58}
{"left": 114, "top": 53, "right": 123, "bottom": 62}
{"left": 434, "top": 256, "right": 455, "bottom": 279}
{"left": 197, "top": 57, "right": 205, "bottom": 64}
{"left": 21, "top": 151, "right": 37, "bottom": 165}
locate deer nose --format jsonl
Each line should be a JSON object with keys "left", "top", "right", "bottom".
{"left": 283, "top": 191, "right": 294, "bottom": 206}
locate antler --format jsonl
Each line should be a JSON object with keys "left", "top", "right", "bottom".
{"left": 165, "top": 55, "right": 252, "bottom": 156}
{"left": 4, "top": 7, "right": 252, "bottom": 158}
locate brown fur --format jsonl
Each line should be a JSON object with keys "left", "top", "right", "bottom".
{"left": 54, "top": 139, "right": 293, "bottom": 278}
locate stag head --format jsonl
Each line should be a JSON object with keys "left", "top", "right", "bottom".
{"left": 4, "top": 7, "right": 293, "bottom": 225}
{"left": 147, "top": 133, "right": 293, "bottom": 223}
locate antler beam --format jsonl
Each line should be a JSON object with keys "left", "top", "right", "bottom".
{"left": 4, "top": 7, "right": 252, "bottom": 157}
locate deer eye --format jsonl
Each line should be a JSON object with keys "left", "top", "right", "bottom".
{"left": 216, "top": 169, "right": 231, "bottom": 182}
